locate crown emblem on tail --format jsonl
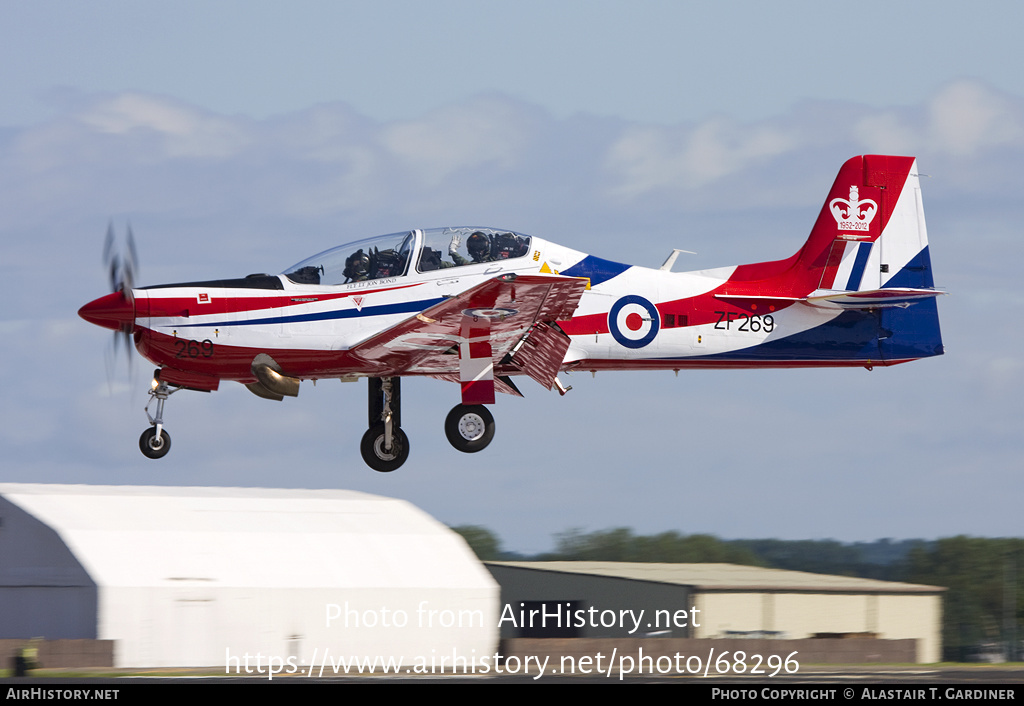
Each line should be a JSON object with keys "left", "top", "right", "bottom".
{"left": 830, "top": 185, "right": 878, "bottom": 231}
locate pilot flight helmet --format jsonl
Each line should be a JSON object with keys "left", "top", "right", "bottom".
{"left": 467, "top": 231, "right": 491, "bottom": 260}
{"left": 373, "top": 247, "right": 400, "bottom": 277}
{"left": 418, "top": 247, "right": 443, "bottom": 271}
{"left": 343, "top": 249, "right": 371, "bottom": 281}
{"left": 492, "top": 232, "right": 519, "bottom": 259}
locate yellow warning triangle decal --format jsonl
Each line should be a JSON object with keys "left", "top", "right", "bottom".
{"left": 539, "top": 262, "right": 553, "bottom": 273}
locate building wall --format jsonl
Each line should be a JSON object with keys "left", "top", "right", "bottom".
{"left": 693, "top": 592, "right": 768, "bottom": 637}
{"left": 0, "top": 639, "right": 114, "bottom": 669}
{"left": 773, "top": 593, "right": 875, "bottom": 635}
{"left": 503, "top": 637, "right": 918, "bottom": 671}
{"left": 488, "top": 566, "right": 695, "bottom": 639}
{"left": 101, "top": 586, "right": 499, "bottom": 668}
{"left": 0, "top": 487, "right": 502, "bottom": 669}
{"left": 877, "top": 594, "right": 942, "bottom": 663}
{"left": 695, "top": 591, "right": 941, "bottom": 662}
{"left": 0, "top": 498, "right": 97, "bottom": 640}
{"left": 487, "top": 566, "right": 941, "bottom": 664}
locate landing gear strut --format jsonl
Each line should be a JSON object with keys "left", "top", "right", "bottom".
{"left": 444, "top": 404, "right": 495, "bottom": 453}
{"left": 140, "top": 370, "right": 175, "bottom": 459}
{"left": 361, "top": 377, "right": 409, "bottom": 472}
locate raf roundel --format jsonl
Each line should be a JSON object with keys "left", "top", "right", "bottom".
{"left": 608, "top": 295, "right": 660, "bottom": 349}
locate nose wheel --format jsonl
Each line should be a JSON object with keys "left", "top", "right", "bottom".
{"left": 139, "top": 427, "right": 172, "bottom": 459}
{"left": 445, "top": 404, "right": 495, "bottom": 453}
{"left": 140, "top": 370, "right": 177, "bottom": 460}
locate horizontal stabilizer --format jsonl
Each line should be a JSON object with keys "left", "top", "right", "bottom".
{"left": 714, "top": 294, "right": 803, "bottom": 302}
{"left": 803, "top": 287, "right": 945, "bottom": 310}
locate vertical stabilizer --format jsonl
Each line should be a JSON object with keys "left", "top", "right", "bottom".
{"left": 727, "top": 155, "right": 928, "bottom": 296}
{"left": 726, "top": 155, "right": 943, "bottom": 362}
{"left": 804, "top": 155, "right": 934, "bottom": 293}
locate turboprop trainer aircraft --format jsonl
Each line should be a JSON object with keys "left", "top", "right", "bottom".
{"left": 80, "top": 155, "right": 944, "bottom": 472}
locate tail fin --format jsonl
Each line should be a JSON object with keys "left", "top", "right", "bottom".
{"left": 808, "top": 155, "right": 944, "bottom": 360}
{"left": 797, "top": 155, "right": 930, "bottom": 291}
{"left": 730, "top": 155, "right": 944, "bottom": 362}
{"left": 730, "top": 155, "right": 935, "bottom": 293}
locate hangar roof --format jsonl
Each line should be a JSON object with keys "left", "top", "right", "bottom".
{"left": 0, "top": 483, "right": 491, "bottom": 589}
{"left": 487, "top": 562, "right": 943, "bottom": 594}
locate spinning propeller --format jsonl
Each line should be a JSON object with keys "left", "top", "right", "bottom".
{"left": 80, "top": 222, "right": 141, "bottom": 379}
{"left": 103, "top": 221, "right": 137, "bottom": 298}
{"left": 80, "top": 223, "right": 174, "bottom": 457}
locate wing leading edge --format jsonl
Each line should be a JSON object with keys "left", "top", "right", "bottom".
{"left": 347, "top": 274, "right": 587, "bottom": 403}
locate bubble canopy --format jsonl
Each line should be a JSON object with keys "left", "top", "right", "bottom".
{"left": 282, "top": 231, "right": 414, "bottom": 285}
{"left": 282, "top": 228, "right": 532, "bottom": 285}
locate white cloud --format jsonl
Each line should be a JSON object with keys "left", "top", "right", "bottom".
{"left": 603, "top": 118, "right": 797, "bottom": 199}
{"left": 4, "top": 81, "right": 1024, "bottom": 232}
{"left": 853, "top": 112, "right": 920, "bottom": 155}
{"left": 853, "top": 80, "right": 1024, "bottom": 158}
{"left": 379, "top": 97, "right": 536, "bottom": 187}
{"left": 80, "top": 93, "right": 252, "bottom": 159}
{"left": 926, "top": 80, "right": 1024, "bottom": 156}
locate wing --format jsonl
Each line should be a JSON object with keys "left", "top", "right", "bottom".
{"left": 348, "top": 273, "right": 587, "bottom": 403}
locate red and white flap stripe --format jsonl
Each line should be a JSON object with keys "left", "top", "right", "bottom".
{"left": 459, "top": 316, "right": 494, "bottom": 405}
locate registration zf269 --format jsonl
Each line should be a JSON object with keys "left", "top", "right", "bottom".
{"left": 714, "top": 311, "right": 776, "bottom": 332}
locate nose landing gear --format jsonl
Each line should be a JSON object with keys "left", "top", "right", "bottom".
{"left": 140, "top": 370, "right": 176, "bottom": 459}
{"left": 139, "top": 426, "right": 171, "bottom": 459}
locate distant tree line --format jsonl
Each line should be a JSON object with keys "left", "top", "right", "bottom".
{"left": 450, "top": 526, "right": 1023, "bottom": 662}
{"left": 904, "top": 537, "right": 1023, "bottom": 661}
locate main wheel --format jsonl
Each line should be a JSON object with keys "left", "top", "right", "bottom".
{"left": 444, "top": 404, "right": 495, "bottom": 453}
{"left": 360, "top": 424, "right": 410, "bottom": 472}
{"left": 139, "top": 427, "right": 171, "bottom": 459}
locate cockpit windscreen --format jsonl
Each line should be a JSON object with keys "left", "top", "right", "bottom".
{"left": 283, "top": 231, "right": 414, "bottom": 285}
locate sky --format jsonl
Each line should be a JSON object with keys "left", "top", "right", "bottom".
{"left": 1, "top": 1, "right": 1023, "bottom": 554}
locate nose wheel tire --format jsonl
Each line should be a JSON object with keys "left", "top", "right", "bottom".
{"left": 139, "top": 427, "right": 171, "bottom": 459}
{"left": 444, "top": 404, "right": 495, "bottom": 453}
{"left": 360, "top": 423, "right": 410, "bottom": 472}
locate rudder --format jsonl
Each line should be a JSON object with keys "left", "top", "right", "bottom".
{"left": 802, "top": 155, "right": 927, "bottom": 292}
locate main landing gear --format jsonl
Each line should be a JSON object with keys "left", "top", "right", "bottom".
{"left": 140, "top": 371, "right": 176, "bottom": 459}
{"left": 445, "top": 404, "right": 495, "bottom": 453}
{"left": 362, "top": 377, "right": 410, "bottom": 472}
{"left": 359, "top": 378, "right": 499, "bottom": 472}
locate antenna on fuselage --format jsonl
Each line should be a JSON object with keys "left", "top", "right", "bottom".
{"left": 659, "top": 248, "right": 696, "bottom": 271}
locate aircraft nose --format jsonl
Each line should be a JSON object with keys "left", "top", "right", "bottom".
{"left": 79, "top": 291, "right": 136, "bottom": 332}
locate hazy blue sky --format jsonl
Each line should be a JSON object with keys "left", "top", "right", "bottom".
{"left": 6, "top": 1, "right": 1024, "bottom": 127}
{"left": 1, "top": 2, "right": 1022, "bottom": 553}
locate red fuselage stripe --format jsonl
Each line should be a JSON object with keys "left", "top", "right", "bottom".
{"left": 143, "top": 282, "right": 422, "bottom": 318}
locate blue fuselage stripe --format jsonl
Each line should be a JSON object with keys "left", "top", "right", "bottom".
{"left": 186, "top": 297, "right": 447, "bottom": 327}
{"left": 560, "top": 255, "right": 631, "bottom": 287}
